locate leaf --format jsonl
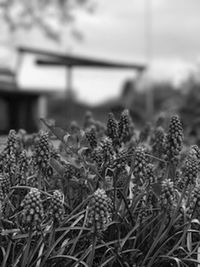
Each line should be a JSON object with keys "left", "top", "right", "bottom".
{"left": 2, "top": 241, "right": 12, "bottom": 267}
{"left": 36, "top": 242, "right": 45, "bottom": 267}
{"left": 197, "top": 247, "right": 200, "bottom": 266}
{"left": 40, "top": 214, "right": 85, "bottom": 267}
{"left": 78, "top": 147, "right": 89, "bottom": 157}
{"left": 152, "top": 182, "right": 162, "bottom": 197}
{"left": 21, "top": 231, "right": 32, "bottom": 267}
{"left": 49, "top": 255, "right": 89, "bottom": 267}
{"left": 0, "top": 246, "right": 6, "bottom": 260}
{"left": 40, "top": 118, "right": 70, "bottom": 144}
{"left": 50, "top": 158, "right": 66, "bottom": 177}
{"left": 187, "top": 232, "right": 192, "bottom": 252}
{"left": 99, "top": 256, "right": 115, "bottom": 267}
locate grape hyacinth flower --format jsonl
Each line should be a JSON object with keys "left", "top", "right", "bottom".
{"left": 106, "top": 112, "right": 119, "bottom": 146}
{"left": 86, "top": 189, "right": 112, "bottom": 233}
{"left": 133, "top": 146, "right": 148, "bottom": 185}
{"left": 20, "top": 188, "right": 44, "bottom": 231}
{"left": 165, "top": 115, "right": 184, "bottom": 164}
{"left": 48, "top": 190, "right": 65, "bottom": 225}
{"left": 160, "top": 179, "right": 175, "bottom": 213}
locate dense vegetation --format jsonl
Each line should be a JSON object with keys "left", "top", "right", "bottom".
{"left": 0, "top": 110, "right": 200, "bottom": 266}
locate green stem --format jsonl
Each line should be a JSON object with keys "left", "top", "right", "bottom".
{"left": 88, "top": 233, "right": 97, "bottom": 267}
{"left": 22, "top": 230, "right": 32, "bottom": 267}
{"left": 48, "top": 223, "right": 56, "bottom": 247}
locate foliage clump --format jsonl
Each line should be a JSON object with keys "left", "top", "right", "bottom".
{"left": 0, "top": 110, "right": 200, "bottom": 266}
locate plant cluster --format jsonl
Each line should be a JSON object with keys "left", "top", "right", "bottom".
{"left": 0, "top": 110, "right": 200, "bottom": 266}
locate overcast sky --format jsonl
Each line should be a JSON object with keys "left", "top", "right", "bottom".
{"left": 1, "top": 0, "right": 200, "bottom": 104}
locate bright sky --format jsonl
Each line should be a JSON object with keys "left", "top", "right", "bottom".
{"left": 1, "top": 0, "right": 200, "bottom": 104}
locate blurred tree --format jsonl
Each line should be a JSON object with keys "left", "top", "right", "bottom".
{"left": 0, "top": 0, "right": 95, "bottom": 42}
{"left": 180, "top": 78, "right": 200, "bottom": 130}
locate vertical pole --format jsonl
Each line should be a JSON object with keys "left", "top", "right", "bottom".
{"left": 145, "top": 0, "right": 154, "bottom": 119}
{"left": 66, "top": 65, "right": 73, "bottom": 98}
{"left": 15, "top": 50, "right": 24, "bottom": 88}
{"left": 38, "top": 96, "right": 47, "bottom": 119}
{"left": 66, "top": 65, "right": 74, "bottom": 122}
{"left": 38, "top": 96, "right": 48, "bottom": 131}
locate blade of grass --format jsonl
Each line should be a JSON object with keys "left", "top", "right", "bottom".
{"left": 99, "top": 256, "right": 115, "bottom": 267}
{"left": 21, "top": 230, "right": 32, "bottom": 267}
{"left": 87, "top": 233, "right": 97, "bottom": 267}
{"left": 1, "top": 241, "right": 12, "bottom": 267}
{"left": 144, "top": 229, "right": 184, "bottom": 266}
{"left": 145, "top": 184, "right": 188, "bottom": 266}
{"left": 71, "top": 246, "right": 92, "bottom": 267}
{"left": 12, "top": 243, "right": 27, "bottom": 267}
{"left": 69, "top": 208, "right": 89, "bottom": 255}
{"left": 141, "top": 212, "right": 167, "bottom": 266}
{"left": 198, "top": 246, "right": 200, "bottom": 267}
{"left": 40, "top": 214, "right": 84, "bottom": 267}
{"left": 48, "top": 255, "right": 89, "bottom": 267}
{"left": 25, "top": 235, "right": 44, "bottom": 266}
{"left": 36, "top": 242, "right": 45, "bottom": 267}
{"left": 134, "top": 212, "right": 162, "bottom": 249}
{"left": 117, "top": 189, "right": 134, "bottom": 226}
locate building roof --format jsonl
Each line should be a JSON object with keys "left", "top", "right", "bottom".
{"left": 18, "top": 46, "right": 146, "bottom": 71}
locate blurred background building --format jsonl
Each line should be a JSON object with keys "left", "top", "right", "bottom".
{"left": 1, "top": 0, "right": 200, "bottom": 134}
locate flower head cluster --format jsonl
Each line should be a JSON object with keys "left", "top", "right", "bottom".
{"left": 64, "top": 164, "right": 81, "bottom": 180}
{"left": 165, "top": 115, "right": 183, "bottom": 164}
{"left": 137, "top": 196, "right": 149, "bottom": 223}
{"left": 48, "top": 190, "right": 65, "bottom": 225}
{"left": 187, "top": 184, "right": 200, "bottom": 218}
{"left": 0, "top": 184, "right": 4, "bottom": 202}
{"left": 188, "top": 145, "right": 200, "bottom": 172}
{"left": 17, "top": 150, "right": 29, "bottom": 185}
{"left": 133, "top": 146, "right": 148, "bottom": 185}
{"left": 99, "top": 137, "right": 114, "bottom": 164}
{"left": 7, "top": 129, "right": 19, "bottom": 157}
{"left": 118, "top": 109, "right": 132, "bottom": 143}
{"left": 33, "top": 131, "right": 51, "bottom": 174}
{"left": 0, "top": 174, "right": 11, "bottom": 195}
{"left": 85, "top": 127, "right": 97, "bottom": 149}
{"left": 189, "top": 145, "right": 200, "bottom": 160}
{"left": 145, "top": 164, "right": 157, "bottom": 186}
{"left": 183, "top": 154, "right": 199, "bottom": 186}
{"left": 106, "top": 112, "right": 119, "bottom": 146}
{"left": 160, "top": 179, "right": 175, "bottom": 212}
{"left": 114, "top": 149, "right": 129, "bottom": 170}
{"left": 151, "top": 126, "right": 166, "bottom": 157}
{"left": 91, "top": 147, "right": 104, "bottom": 174}
{"left": 86, "top": 189, "right": 112, "bottom": 233}
{"left": 0, "top": 183, "right": 4, "bottom": 213}
{"left": 20, "top": 188, "right": 44, "bottom": 231}
{"left": 2, "top": 130, "right": 19, "bottom": 177}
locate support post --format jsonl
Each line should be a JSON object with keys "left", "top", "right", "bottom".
{"left": 66, "top": 65, "right": 73, "bottom": 98}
